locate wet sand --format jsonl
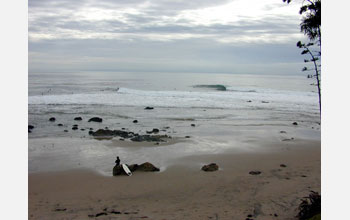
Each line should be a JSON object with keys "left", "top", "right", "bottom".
{"left": 29, "top": 140, "right": 320, "bottom": 220}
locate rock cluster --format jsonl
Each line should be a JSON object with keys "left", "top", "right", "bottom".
{"left": 113, "top": 162, "right": 160, "bottom": 176}
{"left": 90, "top": 128, "right": 170, "bottom": 142}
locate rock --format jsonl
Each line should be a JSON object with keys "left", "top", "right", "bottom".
{"left": 261, "top": 101, "right": 269, "bottom": 103}
{"left": 28, "top": 125, "right": 34, "bottom": 130}
{"left": 130, "top": 134, "right": 168, "bottom": 142}
{"left": 58, "top": 124, "right": 63, "bottom": 126}
{"left": 28, "top": 129, "right": 32, "bottom": 133}
{"left": 280, "top": 131, "right": 287, "bottom": 133}
{"left": 249, "top": 171, "right": 262, "bottom": 175}
{"left": 72, "top": 126, "right": 78, "bottom": 130}
{"left": 80, "top": 128, "right": 85, "bottom": 131}
{"left": 113, "top": 165, "right": 127, "bottom": 176}
{"left": 144, "top": 107, "right": 154, "bottom": 110}
{"left": 91, "top": 129, "right": 134, "bottom": 139}
{"left": 137, "top": 162, "right": 160, "bottom": 172}
{"left": 185, "top": 136, "right": 191, "bottom": 138}
{"left": 201, "top": 163, "right": 219, "bottom": 172}
{"left": 49, "top": 117, "right": 56, "bottom": 122}
{"left": 128, "top": 164, "right": 139, "bottom": 172}
{"left": 88, "top": 117, "right": 103, "bottom": 122}
{"left": 73, "top": 124, "right": 78, "bottom": 127}
{"left": 74, "top": 117, "right": 82, "bottom": 121}
{"left": 191, "top": 124, "right": 196, "bottom": 127}
{"left": 89, "top": 128, "right": 93, "bottom": 130}
{"left": 133, "top": 120, "right": 138, "bottom": 123}
{"left": 293, "top": 122, "right": 298, "bottom": 125}
{"left": 88, "top": 130, "right": 93, "bottom": 135}
{"left": 247, "top": 100, "right": 252, "bottom": 102}
{"left": 280, "top": 164, "right": 287, "bottom": 168}
{"left": 64, "top": 130, "right": 68, "bottom": 132}
{"left": 152, "top": 128, "right": 159, "bottom": 133}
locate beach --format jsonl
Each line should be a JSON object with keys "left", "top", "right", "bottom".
{"left": 29, "top": 139, "right": 320, "bottom": 220}
{"left": 28, "top": 72, "right": 321, "bottom": 219}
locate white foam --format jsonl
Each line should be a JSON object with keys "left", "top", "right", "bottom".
{"left": 28, "top": 87, "right": 318, "bottom": 111}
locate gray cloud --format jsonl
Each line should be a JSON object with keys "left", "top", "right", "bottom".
{"left": 29, "top": 0, "right": 306, "bottom": 74}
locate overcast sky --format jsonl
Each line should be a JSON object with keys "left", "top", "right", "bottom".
{"left": 29, "top": 0, "right": 307, "bottom": 75}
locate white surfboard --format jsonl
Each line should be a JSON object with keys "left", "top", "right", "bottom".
{"left": 122, "top": 164, "right": 132, "bottom": 176}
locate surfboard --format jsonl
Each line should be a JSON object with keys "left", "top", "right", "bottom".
{"left": 122, "top": 164, "right": 132, "bottom": 176}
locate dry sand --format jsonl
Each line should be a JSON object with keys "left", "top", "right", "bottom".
{"left": 29, "top": 140, "right": 320, "bottom": 220}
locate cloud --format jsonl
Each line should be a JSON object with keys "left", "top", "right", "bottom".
{"left": 28, "top": 0, "right": 307, "bottom": 74}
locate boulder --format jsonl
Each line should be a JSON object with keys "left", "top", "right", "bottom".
{"left": 57, "top": 123, "right": 63, "bottom": 126}
{"left": 249, "top": 171, "right": 262, "bottom": 175}
{"left": 133, "top": 120, "right": 138, "bottom": 123}
{"left": 144, "top": 107, "right": 154, "bottom": 110}
{"left": 201, "top": 163, "right": 219, "bottom": 172}
{"left": 74, "top": 117, "right": 82, "bottom": 121}
{"left": 88, "top": 117, "right": 103, "bottom": 122}
{"left": 293, "top": 122, "right": 298, "bottom": 125}
{"left": 72, "top": 126, "right": 78, "bottom": 130}
{"left": 113, "top": 165, "right": 127, "bottom": 176}
{"left": 137, "top": 162, "right": 160, "bottom": 172}
{"left": 49, "top": 117, "right": 56, "bottom": 122}
{"left": 91, "top": 129, "right": 134, "bottom": 139}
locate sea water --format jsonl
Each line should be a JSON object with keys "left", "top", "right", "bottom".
{"left": 28, "top": 71, "right": 320, "bottom": 174}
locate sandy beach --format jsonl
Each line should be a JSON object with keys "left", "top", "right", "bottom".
{"left": 29, "top": 139, "right": 320, "bottom": 220}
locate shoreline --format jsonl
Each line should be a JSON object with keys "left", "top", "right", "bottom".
{"left": 29, "top": 139, "right": 320, "bottom": 220}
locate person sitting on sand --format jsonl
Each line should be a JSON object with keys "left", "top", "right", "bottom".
{"left": 115, "top": 156, "right": 120, "bottom": 165}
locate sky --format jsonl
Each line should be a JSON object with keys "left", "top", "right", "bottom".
{"left": 28, "top": 0, "right": 307, "bottom": 75}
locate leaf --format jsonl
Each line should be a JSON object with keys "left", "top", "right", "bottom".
{"left": 301, "top": 50, "right": 308, "bottom": 55}
{"left": 302, "top": 67, "right": 308, "bottom": 71}
{"left": 304, "top": 59, "right": 310, "bottom": 63}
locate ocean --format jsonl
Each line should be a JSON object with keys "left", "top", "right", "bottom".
{"left": 28, "top": 71, "right": 320, "bottom": 174}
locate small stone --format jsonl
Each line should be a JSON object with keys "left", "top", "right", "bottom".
{"left": 72, "top": 127, "right": 78, "bottom": 130}
{"left": 133, "top": 120, "right": 138, "bottom": 123}
{"left": 185, "top": 136, "right": 191, "bottom": 138}
{"left": 57, "top": 123, "right": 63, "bottom": 126}
{"left": 144, "top": 107, "right": 154, "bottom": 110}
{"left": 280, "top": 164, "right": 287, "bottom": 167}
{"left": 64, "top": 130, "right": 68, "bottom": 132}
{"left": 152, "top": 128, "right": 159, "bottom": 133}
{"left": 293, "top": 122, "right": 298, "bottom": 125}
{"left": 274, "top": 213, "right": 278, "bottom": 217}
{"left": 280, "top": 131, "right": 287, "bottom": 133}
{"left": 191, "top": 124, "right": 196, "bottom": 127}
{"left": 74, "top": 117, "right": 82, "bottom": 121}
{"left": 249, "top": 171, "right": 261, "bottom": 175}
{"left": 28, "top": 125, "right": 35, "bottom": 130}
{"left": 88, "top": 117, "right": 102, "bottom": 122}
{"left": 49, "top": 117, "right": 56, "bottom": 122}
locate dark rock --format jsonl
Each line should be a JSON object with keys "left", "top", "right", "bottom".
{"left": 73, "top": 124, "right": 78, "bottom": 127}
{"left": 64, "top": 130, "right": 68, "bottom": 132}
{"left": 88, "top": 130, "right": 93, "bottom": 135}
{"left": 130, "top": 134, "right": 168, "bottom": 142}
{"left": 88, "top": 117, "right": 103, "bottom": 122}
{"left": 152, "top": 128, "right": 159, "bottom": 133}
{"left": 58, "top": 123, "right": 63, "bottom": 126}
{"left": 137, "top": 162, "right": 160, "bottom": 172}
{"left": 28, "top": 125, "right": 34, "bottom": 130}
{"left": 119, "top": 138, "right": 124, "bottom": 141}
{"left": 201, "top": 163, "right": 219, "bottom": 172}
{"left": 80, "top": 128, "right": 85, "bottom": 131}
{"left": 95, "top": 212, "right": 108, "bottom": 217}
{"left": 89, "top": 128, "right": 93, "bottom": 130}
{"left": 293, "top": 122, "right": 298, "bottom": 125}
{"left": 191, "top": 124, "right": 196, "bottom": 127}
{"left": 185, "top": 136, "right": 191, "bottom": 138}
{"left": 280, "top": 164, "right": 287, "bottom": 168}
{"left": 280, "top": 131, "right": 287, "bottom": 133}
{"left": 144, "top": 106, "right": 154, "bottom": 110}
{"left": 247, "top": 214, "right": 253, "bottom": 218}
{"left": 74, "top": 117, "right": 82, "bottom": 121}
{"left": 261, "top": 101, "right": 269, "bottom": 103}
{"left": 49, "top": 117, "right": 56, "bottom": 122}
{"left": 249, "top": 171, "right": 262, "bottom": 175}
{"left": 72, "top": 126, "right": 78, "bottom": 130}
{"left": 54, "top": 208, "right": 67, "bottom": 212}
{"left": 109, "top": 210, "right": 122, "bottom": 214}
{"left": 163, "top": 126, "right": 170, "bottom": 129}
{"left": 133, "top": 120, "right": 138, "bottom": 123}
{"left": 28, "top": 129, "right": 32, "bottom": 133}
{"left": 113, "top": 165, "right": 127, "bottom": 176}
{"left": 128, "top": 164, "right": 139, "bottom": 172}
{"left": 274, "top": 213, "right": 278, "bottom": 217}
{"left": 247, "top": 100, "right": 252, "bottom": 102}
